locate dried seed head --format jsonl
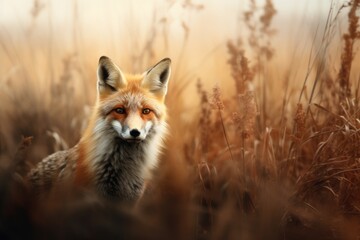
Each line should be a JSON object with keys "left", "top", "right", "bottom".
{"left": 211, "top": 85, "right": 224, "bottom": 110}
{"left": 294, "top": 103, "right": 306, "bottom": 140}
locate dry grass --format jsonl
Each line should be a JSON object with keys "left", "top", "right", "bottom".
{"left": 1, "top": 0, "right": 360, "bottom": 239}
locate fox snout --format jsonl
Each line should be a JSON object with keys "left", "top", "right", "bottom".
{"left": 111, "top": 113, "right": 153, "bottom": 142}
{"left": 129, "top": 129, "right": 141, "bottom": 138}
{"left": 125, "top": 127, "right": 146, "bottom": 142}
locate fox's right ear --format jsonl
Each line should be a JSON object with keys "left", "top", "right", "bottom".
{"left": 97, "top": 56, "right": 126, "bottom": 95}
{"left": 142, "top": 58, "right": 171, "bottom": 99}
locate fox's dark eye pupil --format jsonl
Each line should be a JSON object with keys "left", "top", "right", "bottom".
{"left": 115, "top": 108, "right": 125, "bottom": 114}
{"left": 142, "top": 108, "right": 151, "bottom": 114}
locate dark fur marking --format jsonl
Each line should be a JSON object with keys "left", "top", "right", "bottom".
{"left": 98, "top": 65, "right": 117, "bottom": 92}
{"left": 100, "top": 65, "right": 109, "bottom": 81}
{"left": 107, "top": 85, "right": 117, "bottom": 92}
{"left": 95, "top": 139, "right": 146, "bottom": 200}
{"left": 159, "top": 68, "right": 169, "bottom": 84}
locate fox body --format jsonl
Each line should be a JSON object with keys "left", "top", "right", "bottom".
{"left": 28, "top": 56, "right": 171, "bottom": 200}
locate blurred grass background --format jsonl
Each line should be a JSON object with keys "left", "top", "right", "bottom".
{"left": 1, "top": 0, "right": 360, "bottom": 239}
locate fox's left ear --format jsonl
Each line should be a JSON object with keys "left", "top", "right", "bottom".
{"left": 142, "top": 58, "right": 171, "bottom": 98}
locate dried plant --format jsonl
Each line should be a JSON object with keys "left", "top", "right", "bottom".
{"left": 227, "top": 41, "right": 254, "bottom": 95}
{"left": 244, "top": 0, "right": 276, "bottom": 64}
{"left": 293, "top": 103, "right": 306, "bottom": 141}
{"left": 2, "top": 0, "right": 360, "bottom": 239}
{"left": 196, "top": 79, "right": 211, "bottom": 158}
{"left": 337, "top": 0, "right": 360, "bottom": 100}
{"left": 234, "top": 91, "right": 258, "bottom": 140}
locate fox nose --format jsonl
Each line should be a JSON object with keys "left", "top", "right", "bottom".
{"left": 130, "top": 129, "right": 141, "bottom": 138}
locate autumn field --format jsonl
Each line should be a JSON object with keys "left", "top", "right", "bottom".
{"left": 1, "top": 0, "right": 360, "bottom": 239}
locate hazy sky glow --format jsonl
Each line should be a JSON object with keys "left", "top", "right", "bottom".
{"left": 0, "top": 0, "right": 339, "bottom": 32}
{"left": 0, "top": 0, "right": 350, "bottom": 76}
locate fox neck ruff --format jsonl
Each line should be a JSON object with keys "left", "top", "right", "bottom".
{"left": 79, "top": 118, "right": 166, "bottom": 200}
{"left": 94, "top": 139, "right": 146, "bottom": 200}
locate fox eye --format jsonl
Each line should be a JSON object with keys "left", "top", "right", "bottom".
{"left": 142, "top": 108, "right": 151, "bottom": 115}
{"left": 114, "top": 108, "right": 126, "bottom": 114}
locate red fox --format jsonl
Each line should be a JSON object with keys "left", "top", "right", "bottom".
{"left": 28, "top": 56, "right": 171, "bottom": 200}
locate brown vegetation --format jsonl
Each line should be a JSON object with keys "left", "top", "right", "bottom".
{"left": 1, "top": 0, "right": 360, "bottom": 239}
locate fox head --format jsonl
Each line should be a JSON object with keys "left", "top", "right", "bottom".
{"left": 95, "top": 56, "right": 171, "bottom": 142}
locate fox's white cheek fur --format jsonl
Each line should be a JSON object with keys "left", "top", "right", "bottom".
{"left": 121, "top": 128, "right": 132, "bottom": 139}
{"left": 144, "top": 121, "right": 153, "bottom": 135}
{"left": 111, "top": 120, "right": 123, "bottom": 136}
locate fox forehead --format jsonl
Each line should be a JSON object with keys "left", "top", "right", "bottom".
{"left": 99, "top": 85, "right": 166, "bottom": 118}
